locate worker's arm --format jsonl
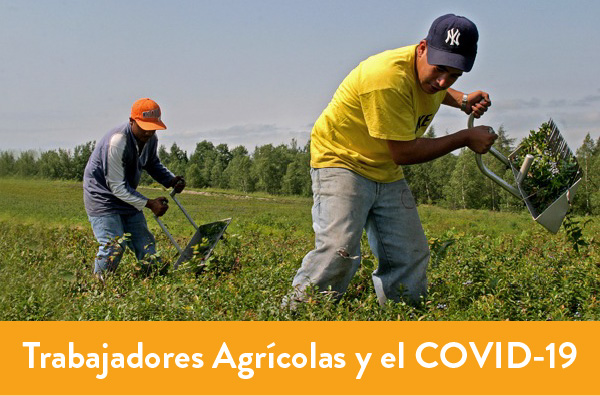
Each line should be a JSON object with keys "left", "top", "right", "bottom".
{"left": 443, "top": 89, "right": 492, "bottom": 118}
{"left": 142, "top": 135, "right": 177, "bottom": 188}
{"left": 387, "top": 126, "right": 497, "bottom": 165}
{"left": 105, "top": 133, "right": 170, "bottom": 216}
{"left": 105, "top": 133, "right": 150, "bottom": 211}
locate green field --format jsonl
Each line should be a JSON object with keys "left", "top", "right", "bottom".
{"left": 0, "top": 178, "right": 598, "bottom": 321}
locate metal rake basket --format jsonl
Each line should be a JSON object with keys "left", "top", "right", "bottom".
{"left": 471, "top": 115, "right": 582, "bottom": 233}
{"left": 153, "top": 188, "right": 231, "bottom": 269}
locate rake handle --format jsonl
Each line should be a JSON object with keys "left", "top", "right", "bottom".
{"left": 154, "top": 214, "right": 183, "bottom": 254}
{"left": 169, "top": 189, "right": 198, "bottom": 230}
{"left": 469, "top": 114, "right": 522, "bottom": 199}
{"left": 152, "top": 187, "right": 198, "bottom": 255}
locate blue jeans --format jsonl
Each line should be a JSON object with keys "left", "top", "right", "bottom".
{"left": 292, "top": 168, "right": 430, "bottom": 305}
{"left": 88, "top": 211, "right": 157, "bottom": 274}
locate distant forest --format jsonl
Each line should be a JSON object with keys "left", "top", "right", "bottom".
{"left": 1, "top": 126, "right": 599, "bottom": 215}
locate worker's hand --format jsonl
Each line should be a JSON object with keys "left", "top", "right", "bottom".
{"left": 464, "top": 91, "right": 491, "bottom": 118}
{"left": 146, "top": 197, "right": 169, "bottom": 217}
{"left": 464, "top": 125, "right": 498, "bottom": 154}
{"left": 170, "top": 176, "right": 186, "bottom": 194}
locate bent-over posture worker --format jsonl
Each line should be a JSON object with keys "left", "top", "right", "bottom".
{"left": 83, "top": 98, "right": 185, "bottom": 277}
{"left": 290, "top": 14, "right": 497, "bottom": 305}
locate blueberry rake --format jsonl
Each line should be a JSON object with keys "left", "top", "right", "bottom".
{"left": 470, "top": 115, "right": 582, "bottom": 233}
{"left": 153, "top": 188, "right": 231, "bottom": 269}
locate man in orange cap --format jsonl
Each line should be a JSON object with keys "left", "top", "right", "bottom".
{"left": 83, "top": 98, "right": 186, "bottom": 278}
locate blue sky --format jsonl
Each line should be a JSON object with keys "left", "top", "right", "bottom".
{"left": 1, "top": 0, "right": 599, "bottom": 154}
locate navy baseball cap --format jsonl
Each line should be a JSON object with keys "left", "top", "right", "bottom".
{"left": 426, "top": 14, "right": 478, "bottom": 72}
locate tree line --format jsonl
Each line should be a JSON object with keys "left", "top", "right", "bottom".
{"left": 1, "top": 126, "right": 599, "bottom": 215}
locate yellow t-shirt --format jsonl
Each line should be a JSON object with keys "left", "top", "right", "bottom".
{"left": 311, "top": 44, "right": 447, "bottom": 182}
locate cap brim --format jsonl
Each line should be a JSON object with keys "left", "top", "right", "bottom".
{"left": 134, "top": 119, "right": 167, "bottom": 131}
{"left": 427, "top": 46, "right": 474, "bottom": 72}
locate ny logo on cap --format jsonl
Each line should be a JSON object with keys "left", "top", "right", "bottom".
{"left": 445, "top": 28, "right": 460, "bottom": 46}
{"left": 142, "top": 109, "right": 160, "bottom": 119}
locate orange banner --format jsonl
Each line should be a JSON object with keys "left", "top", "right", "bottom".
{"left": 0, "top": 321, "right": 598, "bottom": 395}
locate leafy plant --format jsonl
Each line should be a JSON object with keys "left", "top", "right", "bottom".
{"left": 0, "top": 178, "right": 598, "bottom": 321}
{"left": 512, "top": 122, "right": 581, "bottom": 216}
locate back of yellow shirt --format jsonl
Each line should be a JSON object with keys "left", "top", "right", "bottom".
{"left": 311, "top": 45, "right": 446, "bottom": 182}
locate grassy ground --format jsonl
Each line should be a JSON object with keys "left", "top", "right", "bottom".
{"left": 0, "top": 178, "right": 598, "bottom": 320}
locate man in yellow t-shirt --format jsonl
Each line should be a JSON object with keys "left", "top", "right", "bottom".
{"left": 290, "top": 14, "right": 497, "bottom": 306}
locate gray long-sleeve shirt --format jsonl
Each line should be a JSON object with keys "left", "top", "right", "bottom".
{"left": 83, "top": 123, "right": 174, "bottom": 217}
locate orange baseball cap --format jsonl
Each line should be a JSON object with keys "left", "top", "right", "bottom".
{"left": 130, "top": 98, "right": 167, "bottom": 131}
